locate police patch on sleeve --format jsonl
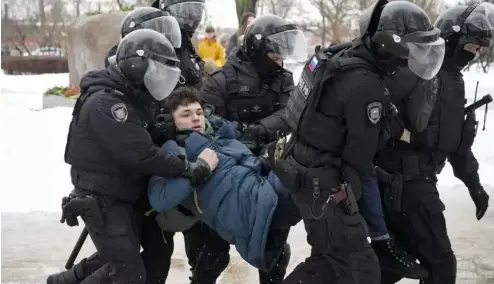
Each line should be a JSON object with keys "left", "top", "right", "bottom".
{"left": 111, "top": 103, "right": 128, "bottom": 122}
{"left": 367, "top": 102, "right": 383, "bottom": 124}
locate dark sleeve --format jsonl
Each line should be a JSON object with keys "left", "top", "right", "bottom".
{"left": 258, "top": 73, "right": 295, "bottom": 140}
{"left": 448, "top": 149, "right": 481, "bottom": 190}
{"left": 341, "top": 75, "right": 385, "bottom": 175}
{"left": 88, "top": 95, "right": 187, "bottom": 177}
{"left": 226, "top": 33, "right": 238, "bottom": 56}
{"left": 200, "top": 72, "right": 228, "bottom": 117}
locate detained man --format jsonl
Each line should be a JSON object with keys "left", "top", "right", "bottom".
{"left": 147, "top": 86, "right": 301, "bottom": 273}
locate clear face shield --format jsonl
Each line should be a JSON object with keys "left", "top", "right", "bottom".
{"left": 464, "top": 3, "right": 494, "bottom": 32}
{"left": 140, "top": 15, "right": 182, "bottom": 48}
{"left": 264, "top": 29, "right": 308, "bottom": 63}
{"left": 374, "top": 29, "right": 445, "bottom": 80}
{"left": 162, "top": 1, "right": 205, "bottom": 32}
{"left": 463, "top": 2, "right": 494, "bottom": 46}
{"left": 143, "top": 55, "right": 181, "bottom": 101}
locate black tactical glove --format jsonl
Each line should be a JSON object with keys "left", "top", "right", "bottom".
{"left": 148, "top": 113, "right": 175, "bottom": 146}
{"left": 60, "top": 196, "right": 79, "bottom": 227}
{"left": 241, "top": 124, "right": 267, "bottom": 152}
{"left": 259, "top": 141, "right": 277, "bottom": 174}
{"left": 469, "top": 186, "right": 489, "bottom": 220}
{"left": 183, "top": 158, "right": 213, "bottom": 187}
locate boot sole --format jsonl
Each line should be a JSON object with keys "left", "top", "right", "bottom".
{"left": 381, "top": 265, "right": 429, "bottom": 280}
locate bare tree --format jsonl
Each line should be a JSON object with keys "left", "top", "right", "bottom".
{"left": 261, "top": 0, "right": 296, "bottom": 18}
{"left": 235, "top": 0, "right": 258, "bottom": 25}
{"left": 301, "top": 0, "right": 354, "bottom": 46}
{"left": 411, "top": 0, "right": 441, "bottom": 22}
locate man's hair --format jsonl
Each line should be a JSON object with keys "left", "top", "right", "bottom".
{"left": 205, "top": 26, "right": 215, "bottom": 33}
{"left": 240, "top": 12, "right": 255, "bottom": 26}
{"left": 166, "top": 87, "right": 201, "bottom": 112}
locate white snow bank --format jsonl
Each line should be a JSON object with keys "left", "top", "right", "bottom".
{"left": 0, "top": 73, "right": 70, "bottom": 111}
{"left": 0, "top": 106, "right": 73, "bottom": 213}
{"left": 0, "top": 73, "right": 69, "bottom": 94}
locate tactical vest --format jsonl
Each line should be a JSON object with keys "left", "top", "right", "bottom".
{"left": 285, "top": 45, "right": 376, "bottom": 152}
{"left": 412, "top": 70, "right": 465, "bottom": 153}
{"left": 222, "top": 63, "right": 282, "bottom": 124}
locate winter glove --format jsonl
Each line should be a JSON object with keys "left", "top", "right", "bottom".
{"left": 60, "top": 196, "right": 79, "bottom": 227}
{"left": 259, "top": 141, "right": 277, "bottom": 174}
{"left": 148, "top": 113, "right": 176, "bottom": 146}
{"left": 241, "top": 124, "right": 267, "bottom": 152}
{"left": 469, "top": 186, "right": 489, "bottom": 220}
{"left": 184, "top": 158, "right": 213, "bottom": 187}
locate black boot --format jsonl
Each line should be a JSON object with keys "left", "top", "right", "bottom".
{"left": 190, "top": 248, "right": 230, "bottom": 284}
{"left": 259, "top": 243, "right": 291, "bottom": 284}
{"left": 46, "top": 265, "right": 84, "bottom": 284}
{"left": 372, "top": 238, "right": 428, "bottom": 280}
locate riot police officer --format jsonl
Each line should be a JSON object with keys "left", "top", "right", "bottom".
{"left": 107, "top": 3, "right": 212, "bottom": 282}
{"left": 49, "top": 29, "right": 217, "bottom": 284}
{"left": 198, "top": 14, "right": 306, "bottom": 284}
{"left": 272, "top": 1, "right": 445, "bottom": 283}
{"left": 377, "top": 3, "right": 493, "bottom": 283}
{"left": 46, "top": 12, "right": 189, "bottom": 284}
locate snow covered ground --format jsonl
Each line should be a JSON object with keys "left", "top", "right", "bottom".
{"left": 1, "top": 68, "right": 494, "bottom": 283}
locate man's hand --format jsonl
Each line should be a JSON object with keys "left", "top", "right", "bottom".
{"left": 469, "top": 186, "right": 490, "bottom": 220}
{"left": 198, "top": 148, "right": 219, "bottom": 171}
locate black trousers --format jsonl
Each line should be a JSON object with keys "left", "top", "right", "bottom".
{"left": 283, "top": 190, "right": 381, "bottom": 284}
{"left": 73, "top": 197, "right": 207, "bottom": 283}
{"left": 190, "top": 226, "right": 292, "bottom": 284}
{"left": 380, "top": 178, "right": 457, "bottom": 284}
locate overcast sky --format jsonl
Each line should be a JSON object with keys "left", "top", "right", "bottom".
{"left": 207, "top": 0, "right": 462, "bottom": 28}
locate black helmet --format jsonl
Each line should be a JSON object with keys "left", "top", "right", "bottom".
{"left": 435, "top": 2, "right": 494, "bottom": 67}
{"left": 116, "top": 29, "right": 181, "bottom": 101}
{"left": 120, "top": 7, "right": 182, "bottom": 48}
{"left": 243, "top": 14, "right": 307, "bottom": 63}
{"left": 159, "top": 0, "right": 205, "bottom": 32}
{"left": 363, "top": 1, "right": 445, "bottom": 80}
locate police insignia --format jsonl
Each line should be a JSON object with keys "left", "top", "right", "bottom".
{"left": 111, "top": 103, "right": 128, "bottom": 122}
{"left": 367, "top": 102, "right": 383, "bottom": 124}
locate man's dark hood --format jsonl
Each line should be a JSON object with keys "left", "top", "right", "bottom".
{"left": 79, "top": 68, "right": 130, "bottom": 97}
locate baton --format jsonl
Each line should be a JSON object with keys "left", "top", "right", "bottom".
{"left": 465, "top": 94, "right": 492, "bottom": 115}
{"left": 65, "top": 227, "right": 89, "bottom": 269}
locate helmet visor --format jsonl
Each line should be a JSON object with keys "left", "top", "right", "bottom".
{"left": 164, "top": 2, "right": 204, "bottom": 32}
{"left": 406, "top": 37, "right": 445, "bottom": 80}
{"left": 144, "top": 59, "right": 181, "bottom": 101}
{"left": 265, "top": 30, "right": 308, "bottom": 63}
{"left": 141, "top": 15, "right": 182, "bottom": 48}
{"left": 464, "top": 2, "right": 494, "bottom": 31}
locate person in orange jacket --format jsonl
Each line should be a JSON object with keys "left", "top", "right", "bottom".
{"left": 198, "top": 26, "right": 226, "bottom": 67}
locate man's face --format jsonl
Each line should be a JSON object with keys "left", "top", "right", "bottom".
{"left": 173, "top": 102, "right": 206, "bottom": 133}
{"left": 246, "top": 16, "right": 255, "bottom": 26}
{"left": 267, "top": 51, "right": 283, "bottom": 66}
{"left": 206, "top": 32, "right": 215, "bottom": 39}
{"left": 463, "top": 43, "right": 484, "bottom": 53}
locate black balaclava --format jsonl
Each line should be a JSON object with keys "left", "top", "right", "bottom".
{"left": 254, "top": 53, "right": 283, "bottom": 79}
